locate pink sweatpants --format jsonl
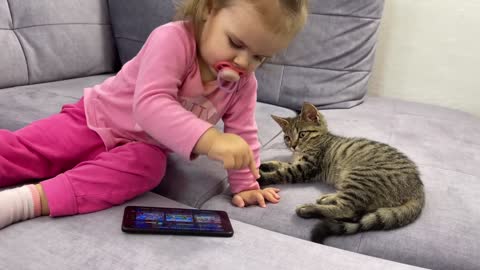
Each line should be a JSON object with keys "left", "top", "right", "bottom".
{"left": 0, "top": 99, "right": 167, "bottom": 217}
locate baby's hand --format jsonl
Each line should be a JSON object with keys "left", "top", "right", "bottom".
{"left": 194, "top": 128, "right": 259, "bottom": 179}
{"left": 207, "top": 132, "right": 259, "bottom": 178}
{"left": 232, "top": 188, "right": 281, "bottom": 208}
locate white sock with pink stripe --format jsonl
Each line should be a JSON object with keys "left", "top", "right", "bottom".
{"left": 0, "top": 185, "right": 42, "bottom": 229}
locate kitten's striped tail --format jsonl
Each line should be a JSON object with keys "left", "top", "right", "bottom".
{"left": 311, "top": 196, "right": 425, "bottom": 243}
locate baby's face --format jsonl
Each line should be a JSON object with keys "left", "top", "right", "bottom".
{"left": 198, "top": 1, "right": 292, "bottom": 82}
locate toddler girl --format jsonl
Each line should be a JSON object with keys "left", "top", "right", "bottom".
{"left": 0, "top": 0, "right": 308, "bottom": 229}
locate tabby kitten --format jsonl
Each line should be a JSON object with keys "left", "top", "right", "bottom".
{"left": 258, "top": 102, "right": 425, "bottom": 243}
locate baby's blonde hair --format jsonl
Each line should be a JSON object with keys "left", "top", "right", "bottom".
{"left": 176, "top": 0, "right": 308, "bottom": 43}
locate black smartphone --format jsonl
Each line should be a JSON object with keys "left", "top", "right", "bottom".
{"left": 121, "top": 206, "right": 234, "bottom": 237}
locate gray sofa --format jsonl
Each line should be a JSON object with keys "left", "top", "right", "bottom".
{"left": 0, "top": 1, "right": 478, "bottom": 269}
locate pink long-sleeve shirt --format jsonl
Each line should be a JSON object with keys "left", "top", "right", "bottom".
{"left": 83, "top": 22, "right": 260, "bottom": 194}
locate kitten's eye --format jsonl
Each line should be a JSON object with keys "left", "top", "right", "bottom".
{"left": 284, "top": 136, "right": 291, "bottom": 142}
{"left": 299, "top": 131, "right": 307, "bottom": 138}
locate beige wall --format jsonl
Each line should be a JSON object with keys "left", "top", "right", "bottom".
{"left": 368, "top": 0, "right": 480, "bottom": 117}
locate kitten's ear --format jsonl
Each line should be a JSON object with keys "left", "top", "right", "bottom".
{"left": 271, "top": 115, "right": 289, "bottom": 130}
{"left": 300, "top": 102, "right": 320, "bottom": 122}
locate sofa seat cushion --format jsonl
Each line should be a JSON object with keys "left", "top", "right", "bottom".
{"left": 202, "top": 96, "right": 480, "bottom": 270}
{"left": 0, "top": 75, "right": 113, "bottom": 131}
{"left": 0, "top": 192, "right": 426, "bottom": 270}
{"left": 152, "top": 102, "right": 297, "bottom": 208}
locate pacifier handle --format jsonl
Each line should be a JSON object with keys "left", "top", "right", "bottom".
{"left": 216, "top": 75, "right": 238, "bottom": 92}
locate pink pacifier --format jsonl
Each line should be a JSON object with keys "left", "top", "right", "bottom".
{"left": 214, "top": 61, "right": 247, "bottom": 92}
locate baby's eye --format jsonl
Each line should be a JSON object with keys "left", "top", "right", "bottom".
{"left": 228, "top": 37, "right": 243, "bottom": 49}
{"left": 254, "top": 55, "right": 266, "bottom": 62}
{"left": 298, "top": 131, "right": 307, "bottom": 138}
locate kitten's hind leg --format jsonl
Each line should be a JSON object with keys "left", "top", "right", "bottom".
{"left": 296, "top": 196, "right": 357, "bottom": 219}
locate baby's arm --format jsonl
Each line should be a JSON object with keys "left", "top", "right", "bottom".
{"left": 218, "top": 76, "right": 283, "bottom": 207}
{"left": 132, "top": 24, "right": 214, "bottom": 159}
{"left": 221, "top": 76, "right": 262, "bottom": 194}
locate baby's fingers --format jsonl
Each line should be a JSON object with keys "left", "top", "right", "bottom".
{"left": 265, "top": 188, "right": 280, "bottom": 198}
{"left": 248, "top": 152, "right": 260, "bottom": 179}
{"left": 232, "top": 194, "right": 246, "bottom": 208}
{"left": 255, "top": 192, "right": 266, "bottom": 208}
{"left": 265, "top": 187, "right": 281, "bottom": 194}
{"left": 263, "top": 190, "right": 280, "bottom": 203}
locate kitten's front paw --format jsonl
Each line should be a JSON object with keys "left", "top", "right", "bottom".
{"left": 295, "top": 203, "right": 319, "bottom": 218}
{"left": 257, "top": 171, "right": 274, "bottom": 186}
{"left": 259, "top": 161, "right": 281, "bottom": 172}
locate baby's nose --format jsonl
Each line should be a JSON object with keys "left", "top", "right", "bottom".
{"left": 233, "top": 53, "right": 250, "bottom": 70}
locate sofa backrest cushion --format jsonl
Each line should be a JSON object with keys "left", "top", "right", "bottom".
{"left": 0, "top": 0, "right": 118, "bottom": 89}
{"left": 108, "top": 0, "right": 384, "bottom": 110}
{"left": 258, "top": 0, "right": 385, "bottom": 110}
{"left": 108, "top": 0, "right": 176, "bottom": 65}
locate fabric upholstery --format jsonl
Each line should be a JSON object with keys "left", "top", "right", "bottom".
{"left": 108, "top": 0, "right": 176, "bottom": 64}
{"left": 0, "top": 0, "right": 118, "bottom": 89}
{"left": 0, "top": 192, "right": 426, "bottom": 270}
{"left": 256, "top": 0, "right": 385, "bottom": 110}
{"left": 202, "top": 96, "right": 480, "bottom": 270}
{"left": 0, "top": 75, "right": 112, "bottom": 131}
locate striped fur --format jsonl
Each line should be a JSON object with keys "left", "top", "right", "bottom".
{"left": 258, "top": 102, "right": 425, "bottom": 243}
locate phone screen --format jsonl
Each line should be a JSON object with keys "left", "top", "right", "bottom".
{"left": 122, "top": 206, "right": 234, "bottom": 237}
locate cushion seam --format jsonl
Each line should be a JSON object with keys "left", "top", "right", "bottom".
{"left": 263, "top": 62, "right": 371, "bottom": 73}
{"left": 13, "top": 23, "right": 110, "bottom": 30}
{"left": 310, "top": 12, "right": 381, "bottom": 20}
